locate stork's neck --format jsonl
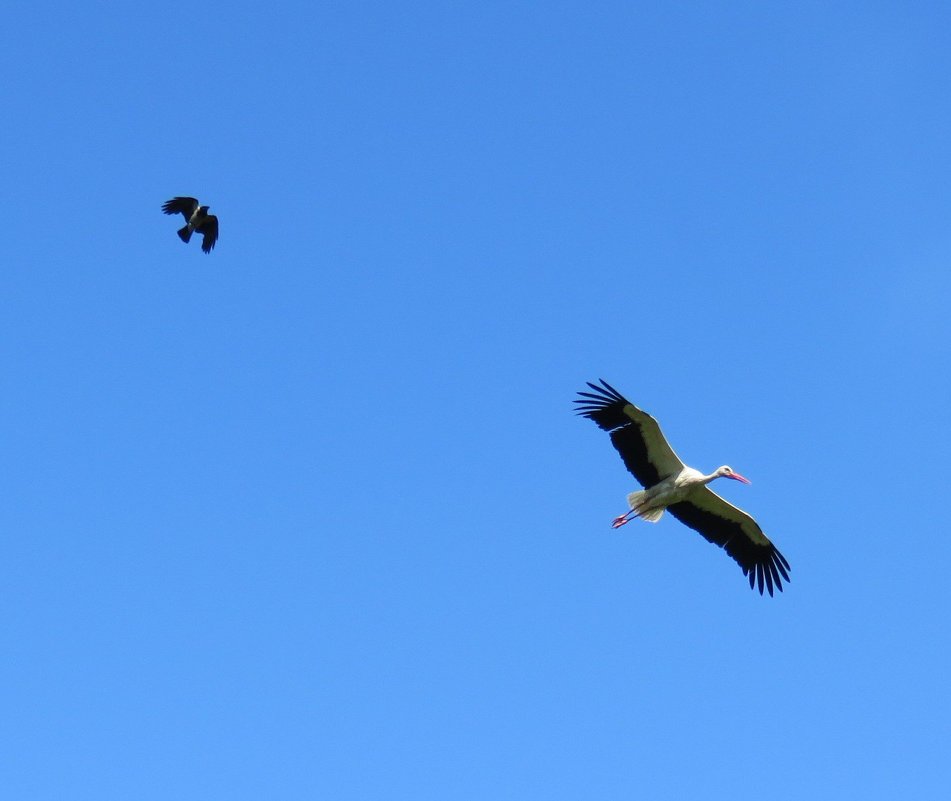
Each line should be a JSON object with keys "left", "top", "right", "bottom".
{"left": 701, "top": 470, "right": 721, "bottom": 485}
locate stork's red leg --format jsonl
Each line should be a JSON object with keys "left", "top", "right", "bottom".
{"left": 611, "top": 511, "right": 635, "bottom": 528}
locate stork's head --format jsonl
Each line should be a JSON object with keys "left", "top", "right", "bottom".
{"left": 199, "top": 205, "right": 210, "bottom": 213}
{"left": 716, "top": 465, "right": 750, "bottom": 484}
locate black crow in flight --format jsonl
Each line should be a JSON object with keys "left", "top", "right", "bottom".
{"left": 162, "top": 197, "right": 219, "bottom": 253}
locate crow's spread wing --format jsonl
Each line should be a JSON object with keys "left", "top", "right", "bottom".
{"left": 197, "top": 215, "right": 218, "bottom": 253}
{"left": 162, "top": 197, "right": 199, "bottom": 220}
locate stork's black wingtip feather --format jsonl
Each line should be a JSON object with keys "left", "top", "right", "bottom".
{"left": 777, "top": 549, "right": 791, "bottom": 572}
{"left": 575, "top": 392, "right": 606, "bottom": 402}
{"left": 744, "top": 549, "right": 790, "bottom": 596}
{"left": 769, "top": 561, "right": 781, "bottom": 592}
{"left": 775, "top": 560, "right": 790, "bottom": 583}
{"left": 576, "top": 380, "right": 630, "bottom": 412}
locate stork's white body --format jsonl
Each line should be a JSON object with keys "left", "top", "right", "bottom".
{"left": 642, "top": 467, "right": 708, "bottom": 506}
{"left": 627, "top": 467, "right": 709, "bottom": 522}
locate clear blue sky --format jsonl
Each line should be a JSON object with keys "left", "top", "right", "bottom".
{"left": 3, "top": 2, "right": 950, "bottom": 798}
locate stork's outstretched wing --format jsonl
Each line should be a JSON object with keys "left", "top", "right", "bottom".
{"left": 574, "top": 379, "right": 685, "bottom": 487}
{"left": 667, "top": 488, "right": 791, "bottom": 596}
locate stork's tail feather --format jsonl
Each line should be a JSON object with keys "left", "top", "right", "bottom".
{"left": 177, "top": 226, "right": 192, "bottom": 243}
{"left": 626, "top": 490, "right": 665, "bottom": 523}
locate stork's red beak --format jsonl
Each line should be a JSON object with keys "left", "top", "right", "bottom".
{"left": 728, "top": 472, "right": 751, "bottom": 484}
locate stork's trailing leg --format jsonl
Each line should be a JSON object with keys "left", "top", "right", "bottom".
{"left": 612, "top": 490, "right": 666, "bottom": 527}
{"left": 612, "top": 510, "right": 636, "bottom": 528}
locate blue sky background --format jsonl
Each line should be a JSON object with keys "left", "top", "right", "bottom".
{"left": 2, "top": 1, "right": 950, "bottom": 798}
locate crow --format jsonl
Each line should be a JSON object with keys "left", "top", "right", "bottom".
{"left": 162, "top": 197, "right": 219, "bottom": 253}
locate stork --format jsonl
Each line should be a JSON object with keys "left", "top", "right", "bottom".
{"left": 575, "top": 379, "right": 790, "bottom": 595}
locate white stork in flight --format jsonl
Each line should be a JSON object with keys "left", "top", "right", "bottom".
{"left": 575, "top": 379, "right": 790, "bottom": 596}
